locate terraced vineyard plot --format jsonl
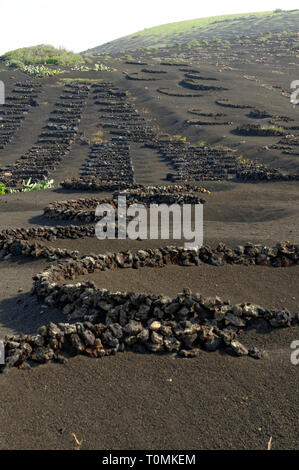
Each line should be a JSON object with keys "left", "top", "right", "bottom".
{"left": 0, "top": 82, "right": 90, "bottom": 187}
{"left": 0, "top": 81, "right": 41, "bottom": 150}
{"left": 145, "top": 139, "right": 292, "bottom": 181}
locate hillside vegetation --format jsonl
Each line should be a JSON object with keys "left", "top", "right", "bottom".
{"left": 2, "top": 45, "right": 84, "bottom": 68}
{"left": 86, "top": 9, "right": 299, "bottom": 53}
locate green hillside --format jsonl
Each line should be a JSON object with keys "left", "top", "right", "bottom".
{"left": 86, "top": 9, "right": 299, "bottom": 53}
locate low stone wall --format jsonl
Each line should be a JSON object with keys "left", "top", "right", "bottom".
{"left": 60, "top": 178, "right": 133, "bottom": 191}
{"left": 216, "top": 99, "right": 253, "bottom": 109}
{"left": 1, "top": 241, "right": 298, "bottom": 373}
{"left": 2, "top": 296, "right": 296, "bottom": 373}
{"left": 157, "top": 88, "right": 202, "bottom": 97}
{"left": 46, "top": 186, "right": 209, "bottom": 221}
{"left": 179, "top": 79, "right": 227, "bottom": 91}
{"left": 0, "top": 225, "right": 95, "bottom": 241}
{"left": 32, "top": 242, "right": 299, "bottom": 292}
{"left": 0, "top": 238, "right": 79, "bottom": 261}
{"left": 235, "top": 124, "right": 285, "bottom": 137}
{"left": 0, "top": 225, "right": 96, "bottom": 261}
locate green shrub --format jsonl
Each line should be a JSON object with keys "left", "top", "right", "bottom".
{"left": 0, "top": 178, "right": 54, "bottom": 194}
{"left": 2, "top": 45, "right": 84, "bottom": 70}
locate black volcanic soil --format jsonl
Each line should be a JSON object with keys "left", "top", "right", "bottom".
{"left": 0, "top": 42, "right": 298, "bottom": 450}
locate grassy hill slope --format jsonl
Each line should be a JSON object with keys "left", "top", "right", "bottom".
{"left": 86, "top": 10, "right": 299, "bottom": 53}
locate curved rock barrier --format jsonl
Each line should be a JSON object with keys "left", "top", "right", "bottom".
{"left": 160, "top": 62, "right": 189, "bottom": 67}
{"left": 0, "top": 241, "right": 298, "bottom": 373}
{"left": 247, "top": 109, "right": 272, "bottom": 119}
{"left": 235, "top": 124, "right": 285, "bottom": 137}
{"left": 125, "top": 61, "right": 148, "bottom": 65}
{"left": 61, "top": 178, "right": 133, "bottom": 191}
{"left": 0, "top": 237, "right": 79, "bottom": 262}
{"left": 0, "top": 225, "right": 95, "bottom": 242}
{"left": 179, "top": 69, "right": 201, "bottom": 73}
{"left": 60, "top": 179, "right": 209, "bottom": 193}
{"left": 44, "top": 186, "right": 209, "bottom": 222}
{"left": 33, "top": 242, "right": 299, "bottom": 290}
{"left": 179, "top": 79, "right": 227, "bottom": 91}
{"left": 141, "top": 69, "right": 167, "bottom": 74}
{"left": 2, "top": 292, "right": 298, "bottom": 373}
{"left": 125, "top": 73, "right": 158, "bottom": 82}
{"left": 0, "top": 225, "right": 102, "bottom": 261}
{"left": 216, "top": 99, "right": 253, "bottom": 109}
{"left": 188, "top": 110, "right": 227, "bottom": 117}
{"left": 184, "top": 73, "right": 218, "bottom": 81}
{"left": 157, "top": 88, "right": 202, "bottom": 98}
{"left": 185, "top": 119, "right": 233, "bottom": 126}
